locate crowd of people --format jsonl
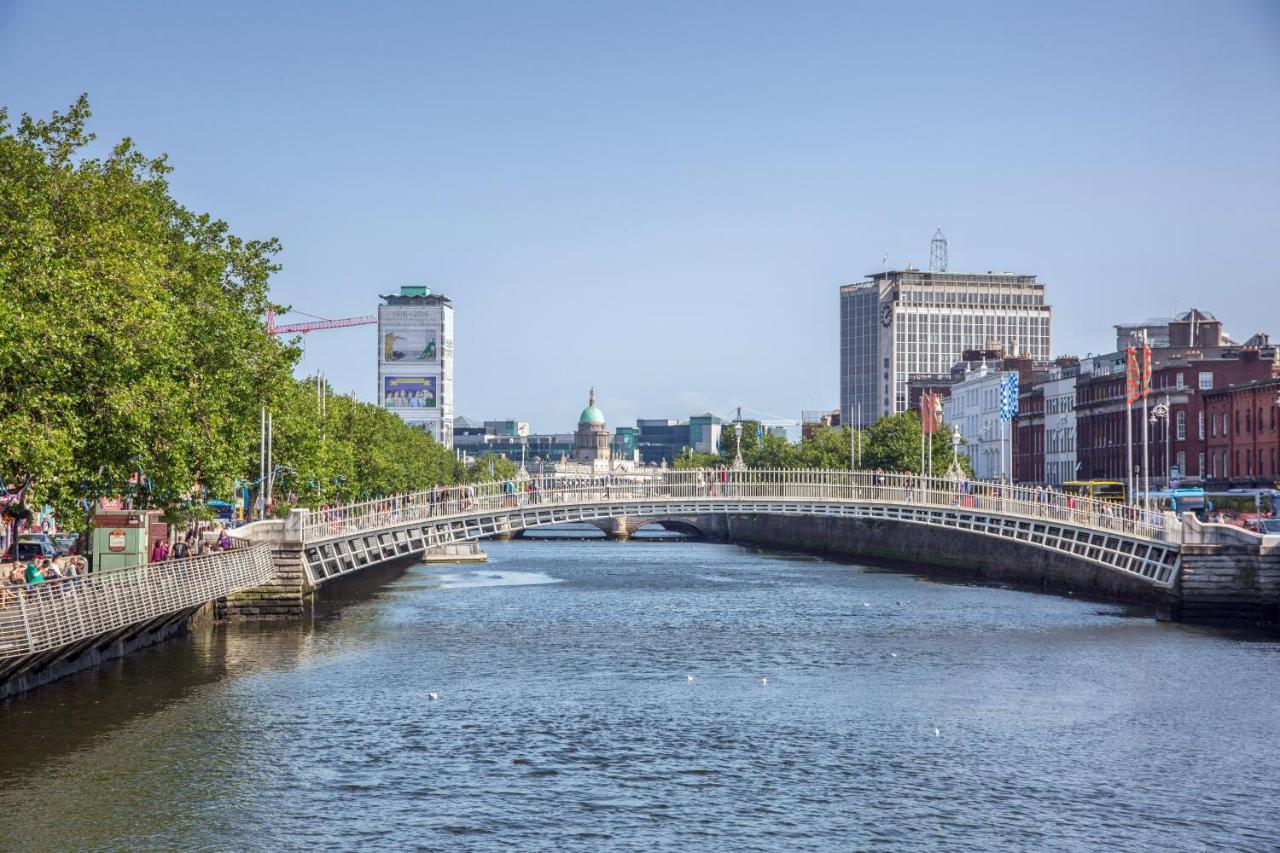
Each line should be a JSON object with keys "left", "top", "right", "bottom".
{"left": 0, "top": 522, "right": 240, "bottom": 610}
{"left": 148, "top": 523, "right": 234, "bottom": 563}
{"left": 0, "top": 554, "right": 89, "bottom": 609}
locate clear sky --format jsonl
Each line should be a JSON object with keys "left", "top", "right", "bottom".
{"left": 3, "top": 1, "right": 1278, "bottom": 432}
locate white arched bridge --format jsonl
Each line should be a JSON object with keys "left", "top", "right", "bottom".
{"left": 300, "top": 469, "right": 1184, "bottom": 589}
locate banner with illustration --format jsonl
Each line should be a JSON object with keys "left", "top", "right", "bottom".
{"left": 383, "top": 376, "right": 437, "bottom": 409}
{"left": 381, "top": 327, "right": 438, "bottom": 363}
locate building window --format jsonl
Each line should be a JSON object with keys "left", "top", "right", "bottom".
{"left": 1198, "top": 411, "right": 1204, "bottom": 440}
{"left": 1176, "top": 373, "right": 1185, "bottom": 390}
{"left": 1198, "top": 452, "right": 1205, "bottom": 477}
{"left": 1198, "top": 372, "right": 1213, "bottom": 390}
{"left": 1210, "top": 412, "right": 1216, "bottom": 438}
{"left": 1177, "top": 451, "right": 1186, "bottom": 476}
{"left": 1176, "top": 410, "right": 1186, "bottom": 440}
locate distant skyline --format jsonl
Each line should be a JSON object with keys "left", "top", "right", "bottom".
{"left": 3, "top": 1, "right": 1277, "bottom": 432}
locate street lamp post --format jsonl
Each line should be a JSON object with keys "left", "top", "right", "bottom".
{"left": 1150, "top": 397, "right": 1170, "bottom": 492}
{"left": 732, "top": 421, "right": 744, "bottom": 470}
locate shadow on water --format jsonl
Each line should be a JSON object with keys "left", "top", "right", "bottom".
{"left": 0, "top": 555, "right": 431, "bottom": 780}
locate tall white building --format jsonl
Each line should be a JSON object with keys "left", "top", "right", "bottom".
{"left": 377, "top": 286, "right": 454, "bottom": 448}
{"left": 840, "top": 269, "right": 1052, "bottom": 426}
{"left": 942, "top": 364, "right": 1016, "bottom": 481}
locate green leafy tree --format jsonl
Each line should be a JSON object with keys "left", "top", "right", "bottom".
{"left": 859, "top": 412, "right": 972, "bottom": 476}
{"left": 0, "top": 97, "right": 493, "bottom": 529}
{"left": 465, "top": 453, "right": 518, "bottom": 483}
{"left": 0, "top": 96, "right": 294, "bottom": 531}
{"left": 796, "top": 425, "right": 857, "bottom": 469}
{"left": 672, "top": 449, "right": 722, "bottom": 469}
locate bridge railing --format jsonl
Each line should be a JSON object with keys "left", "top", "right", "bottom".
{"left": 302, "top": 470, "right": 1179, "bottom": 544}
{"left": 0, "top": 544, "right": 276, "bottom": 660}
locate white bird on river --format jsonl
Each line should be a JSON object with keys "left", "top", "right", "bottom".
{"left": 934, "top": 726, "right": 941, "bottom": 737}
{"left": 427, "top": 692, "right": 439, "bottom": 701}
{"left": 687, "top": 674, "right": 694, "bottom": 683}
{"left": 761, "top": 677, "right": 768, "bottom": 686}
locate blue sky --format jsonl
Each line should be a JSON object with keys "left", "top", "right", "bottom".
{"left": 3, "top": 1, "right": 1277, "bottom": 431}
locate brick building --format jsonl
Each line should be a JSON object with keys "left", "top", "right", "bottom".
{"left": 1075, "top": 348, "right": 1277, "bottom": 487}
{"left": 1203, "top": 378, "right": 1280, "bottom": 488}
{"left": 1013, "top": 383, "right": 1045, "bottom": 483}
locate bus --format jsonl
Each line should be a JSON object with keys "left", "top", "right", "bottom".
{"left": 1147, "top": 487, "right": 1209, "bottom": 517}
{"left": 1061, "top": 480, "right": 1127, "bottom": 504}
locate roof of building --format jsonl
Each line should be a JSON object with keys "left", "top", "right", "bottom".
{"left": 579, "top": 387, "right": 605, "bottom": 425}
{"left": 1201, "top": 376, "right": 1280, "bottom": 396}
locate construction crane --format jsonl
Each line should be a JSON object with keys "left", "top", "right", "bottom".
{"left": 266, "top": 306, "right": 377, "bottom": 336}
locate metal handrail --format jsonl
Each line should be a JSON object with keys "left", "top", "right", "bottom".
{"left": 0, "top": 544, "right": 276, "bottom": 660}
{"left": 303, "top": 469, "right": 1180, "bottom": 544}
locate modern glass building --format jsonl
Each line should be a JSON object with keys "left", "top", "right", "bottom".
{"left": 840, "top": 270, "right": 1052, "bottom": 426}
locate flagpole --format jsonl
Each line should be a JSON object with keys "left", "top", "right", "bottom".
{"left": 1141, "top": 333, "right": 1151, "bottom": 514}
{"left": 1126, "top": 400, "right": 1134, "bottom": 506}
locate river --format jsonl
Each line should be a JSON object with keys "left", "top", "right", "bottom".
{"left": 3, "top": 537, "right": 1279, "bottom": 851}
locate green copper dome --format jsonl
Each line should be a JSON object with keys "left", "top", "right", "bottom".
{"left": 579, "top": 387, "right": 605, "bottom": 424}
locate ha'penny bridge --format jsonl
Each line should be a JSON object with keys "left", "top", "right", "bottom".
{"left": 2, "top": 469, "right": 1276, "bottom": 699}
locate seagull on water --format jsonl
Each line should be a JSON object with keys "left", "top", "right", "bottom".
{"left": 761, "top": 677, "right": 768, "bottom": 686}
{"left": 934, "top": 726, "right": 941, "bottom": 737}
{"left": 687, "top": 674, "right": 694, "bottom": 683}
{"left": 890, "top": 653, "right": 898, "bottom": 658}
{"left": 428, "top": 692, "right": 439, "bottom": 701}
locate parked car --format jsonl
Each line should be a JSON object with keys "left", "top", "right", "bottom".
{"left": 1250, "top": 518, "right": 1280, "bottom": 535}
{"left": 5, "top": 539, "right": 57, "bottom": 562}
{"left": 53, "top": 534, "right": 78, "bottom": 556}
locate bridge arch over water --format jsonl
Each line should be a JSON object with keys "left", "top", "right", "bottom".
{"left": 298, "top": 470, "right": 1184, "bottom": 592}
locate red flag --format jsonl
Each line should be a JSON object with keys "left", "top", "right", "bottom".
{"left": 1141, "top": 340, "right": 1153, "bottom": 398}
{"left": 1125, "top": 346, "right": 1140, "bottom": 405}
{"left": 921, "top": 390, "right": 941, "bottom": 433}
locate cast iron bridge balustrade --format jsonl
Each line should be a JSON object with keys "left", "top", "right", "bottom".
{"left": 0, "top": 544, "right": 275, "bottom": 664}
{"left": 301, "top": 469, "right": 1183, "bottom": 589}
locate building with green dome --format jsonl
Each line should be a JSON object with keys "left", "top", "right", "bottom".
{"left": 573, "top": 387, "right": 611, "bottom": 465}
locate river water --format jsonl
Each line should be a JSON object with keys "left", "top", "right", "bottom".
{"left": 4, "top": 537, "right": 1280, "bottom": 851}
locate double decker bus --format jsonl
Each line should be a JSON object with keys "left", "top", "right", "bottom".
{"left": 1061, "top": 480, "right": 1126, "bottom": 504}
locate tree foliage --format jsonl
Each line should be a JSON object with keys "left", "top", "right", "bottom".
{"left": 673, "top": 414, "right": 973, "bottom": 476}
{"left": 0, "top": 97, "right": 483, "bottom": 528}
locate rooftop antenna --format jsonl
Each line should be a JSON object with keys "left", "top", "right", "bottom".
{"left": 929, "top": 227, "right": 949, "bottom": 273}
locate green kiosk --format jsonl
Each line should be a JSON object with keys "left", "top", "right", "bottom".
{"left": 92, "top": 509, "right": 165, "bottom": 573}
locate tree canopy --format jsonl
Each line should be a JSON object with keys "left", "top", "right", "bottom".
{"left": 0, "top": 97, "right": 474, "bottom": 527}
{"left": 675, "top": 413, "right": 973, "bottom": 476}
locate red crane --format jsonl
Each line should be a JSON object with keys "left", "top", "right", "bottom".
{"left": 267, "top": 306, "right": 377, "bottom": 336}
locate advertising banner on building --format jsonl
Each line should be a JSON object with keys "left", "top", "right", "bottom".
{"left": 383, "top": 376, "right": 437, "bottom": 409}
{"left": 379, "top": 307, "right": 439, "bottom": 364}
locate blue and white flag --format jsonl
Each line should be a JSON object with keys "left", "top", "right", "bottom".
{"left": 998, "top": 373, "right": 1020, "bottom": 422}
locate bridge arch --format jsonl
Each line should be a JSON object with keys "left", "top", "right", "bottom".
{"left": 298, "top": 470, "right": 1183, "bottom": 599}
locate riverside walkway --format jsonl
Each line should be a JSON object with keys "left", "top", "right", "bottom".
{"left": 0, "top": 545, "right": 274, "bottom": 668}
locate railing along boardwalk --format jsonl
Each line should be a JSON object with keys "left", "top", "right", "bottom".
{"left": 305, "top": 469, "right": 1180, "bottom": 545}
{"left": 0, "top": 544, "right": 276, "bottom": 660}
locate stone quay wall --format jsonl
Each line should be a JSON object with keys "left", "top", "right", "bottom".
{"left": 660, "top": 512, "right": 1280, "bottom": 628}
